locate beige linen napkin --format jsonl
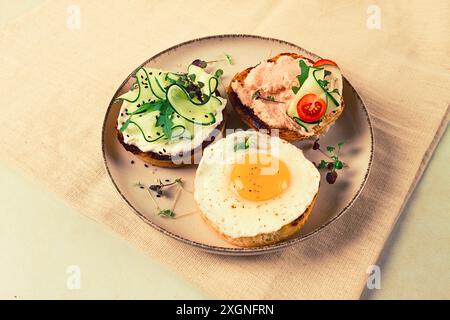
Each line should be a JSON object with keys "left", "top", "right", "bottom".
{"left": 0, "top": 0, "right": 448, "bottom": 299}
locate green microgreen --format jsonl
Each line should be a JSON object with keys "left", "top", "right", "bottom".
{"left": 331, "top": 88, "right": 341, "bottom": 95}
{"left": 192, "top": 54, "right": 233, "bottom": 69}
{"left": 155, "top": 102, "right": 175, "bottom": 138}
{"left": 234, "top": 136, "right": 250, "bottom": 152}
{"left": 149, "top": 178, "right": 183, "bottom": 197}
{"left": 225, "top": 53, "right": 233, "bottom": 65}
{"left": 318, "top": 79, "right": 330, "bottom": 89}
{"left": 297, "top": 60, "right": 310, "bottom": 87}
{"left": 251, "top": 90, "right": 285, "bottom": 103}
{"left": 291, "top": 59, "right": 311, "bottom": 95}
{"left": 214, "top": 69, "right": 224, "bottom": 78}
{"left": 158, "top": 209, "right": 175, "bottom": 218}
{"left": 312, "top": 140, "right": 347, "bottom": 184}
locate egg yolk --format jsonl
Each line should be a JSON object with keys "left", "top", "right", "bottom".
{"left": 230, "top": 153, "right": 290, "bottom": 201}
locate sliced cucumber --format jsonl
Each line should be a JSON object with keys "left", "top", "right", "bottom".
{"left": 116, "top": 68, "right": 161, "bottom": 113}
{"left": 115, "top": 86, "right": 139, "bottom": 103}
{"left": 166, "top": 84, "right": 221, "bottom": 125}
{"left": 165, "top": 72, "right": 182, "bottom": 84}
{"left": 287, "top": 66, "right": 342, "bottom": 131}
{"left": 119, "top": 66, "right": 221, "bottom": 144}
{"left": 287, "top": 68, "right": 326, "bottom": 118}
{"left": 122, "top": 107, "right": 194, "bottom": 142}
{"left": 188, "top": 64, "right": 219, "bottom": 95}
{"left": 171, "top": 114, "right": 194, "bottom": 140}
{"left": 122, "top": 110, "right": 165, "bottom": 142}
{"left": 313, "top": 69, "right": 339, "bottom": 107}
{"left": 321, "top": 64, "right": 342, "bottom": 106}
{"left": 143, "top": 68, "right": 167, "bottom": 99}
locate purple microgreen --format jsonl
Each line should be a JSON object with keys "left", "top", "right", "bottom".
{"left": 251, "top": 90, "right": 285, "bottom": 103}
{"left": 312, "top": 140, "right": 347, "bottom": 184}
{"left": 326, "top": 171, "right": 338, "bottom": 184}
{"left": 191, "top": 59, "right": 207, "bottom": 68}
{"left": 192, "top": 54, "right": 232, "bottom": 69}
{"left": 312, "top": 139, "right": 320, "bottom": 150}
{"left": 149, "top": 178, "right": 182, "bottom": 197}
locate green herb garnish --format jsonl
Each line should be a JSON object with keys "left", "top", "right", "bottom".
{"left": 234, "top": 136, "right": 250, "bottom": 152}
{"left": 158, "top": 209, "right": 175, "bottom": 218}
{"left": 317, "top": 79, "right": 329, "bottom": 89}
{"left": 225, "top": 53, "right": 233, "bottom": 65}
{"left": 214, "top": 69, "right": 224, "bottom": 78}
{"left": 188, "top": 74, "right": 196, "bottom": 82}
{"left": 155, "top": 101, "right": 175, "bottom": 138}
{"left": 330, "top": 88, "right": 341, "bottom": 96}
{"left": 297, "top": 60, "right": 310, "bottom": 88}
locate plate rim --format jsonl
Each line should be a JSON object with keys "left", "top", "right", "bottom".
{"left": 101, "top": 34, "right": 375, "bottom": 255}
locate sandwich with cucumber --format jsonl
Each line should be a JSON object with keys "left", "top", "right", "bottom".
{"left": 116, "top": 63, "right": 226, "bottom": 167}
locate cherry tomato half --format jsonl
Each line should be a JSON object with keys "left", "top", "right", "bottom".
{"left": 313, "top": 59, "right": 338, "bottom": 67}
{"left": 296, "top": 93, "right": 327, "bottom": 123}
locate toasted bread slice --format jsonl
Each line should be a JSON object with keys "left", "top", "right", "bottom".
{"left": 117, "top": 113, "right": 226, "bottom": 167}
{"left": 200, "top": 192, "right": 317, "bottom": 248}
{"left": 227, "top": 53, "right": 344, "bottom": 141}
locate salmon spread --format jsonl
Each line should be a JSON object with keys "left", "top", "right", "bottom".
{"left": 231, "top": 55, "right": 343, "bottom": 135}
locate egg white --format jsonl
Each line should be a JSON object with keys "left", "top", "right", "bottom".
{"left": 194, "top": 131, "right": 320, "bottom": 239}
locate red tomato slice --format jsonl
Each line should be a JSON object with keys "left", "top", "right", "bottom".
{"left": 313, "top": 59, "right": 338, "bottom": 67}
{"left": 296, "top": 93, "right": 327, "bottom": 123}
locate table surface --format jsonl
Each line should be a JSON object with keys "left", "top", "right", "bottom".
{"left": 0, "top": 1, "right": 449, "bottom": 300}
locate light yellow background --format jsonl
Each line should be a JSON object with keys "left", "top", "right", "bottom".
{"left": 0, "top": 1, "right": 448, "bottom": 299}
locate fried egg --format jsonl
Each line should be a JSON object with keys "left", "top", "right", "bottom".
{"left": 194, "top": 131, "right": 320, "bottom": 239}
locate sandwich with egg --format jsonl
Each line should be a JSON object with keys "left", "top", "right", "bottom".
{"left": 117, "top": 64, "right": 226, "bottom": 167}
{"left": 228, "top": 53, "right": 344, "bottom": 141}
{"left": 194, "top": 131, "right": 320, "bottom": 247}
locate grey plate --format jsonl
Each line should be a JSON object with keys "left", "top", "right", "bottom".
{"left": 102, "top": 34, "right": 374, "bottom": 255}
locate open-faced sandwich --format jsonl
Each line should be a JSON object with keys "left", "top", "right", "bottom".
{"left": 116, "top": 64, "right": 226, "bottom": 167}
{"left": 194, "top": 131, "right": 320, "bottom": 247}
{"left": 228, "top": 53, "right": 344, "bottom": 141}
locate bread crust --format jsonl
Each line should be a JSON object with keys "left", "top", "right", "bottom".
{"left": 200, "top": 192, "right": 318, "bottom": 248}
{"left": 227, "top": 52, "right": 344, "bottom": 141}
{"left": 117, "top": 113, "right": 226, "bottom": 167}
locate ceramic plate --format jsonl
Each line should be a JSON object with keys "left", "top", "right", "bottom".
{"left": 102, "top": 35, "right": 374, "bottom": 255}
